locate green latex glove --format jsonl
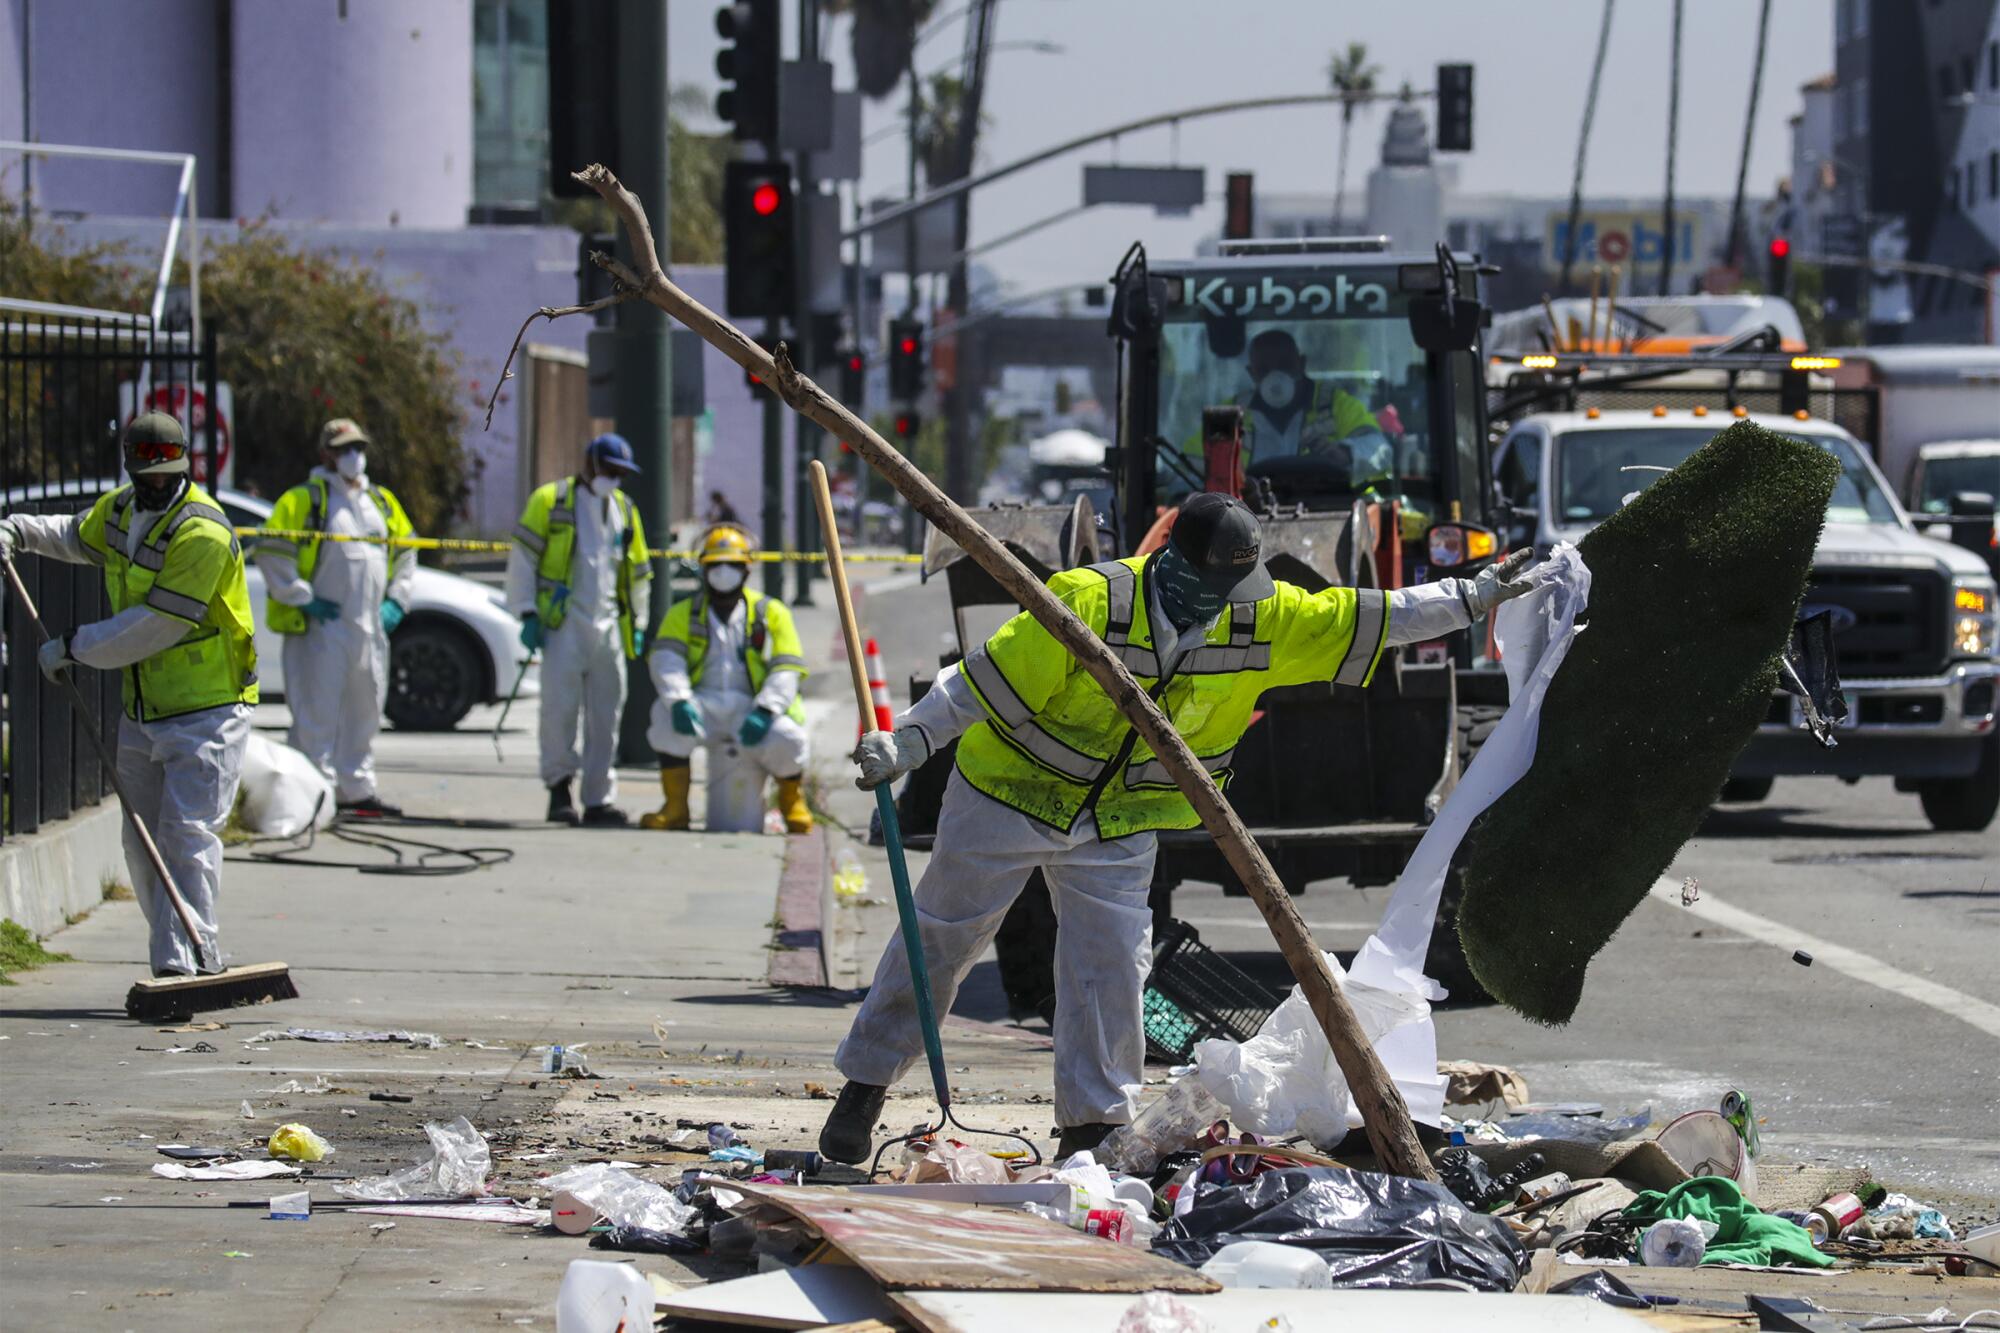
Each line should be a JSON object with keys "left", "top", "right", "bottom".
{"left": 737, "top": 707, "right": 775, "bottom": 746}
{"left": 380, "top": 599, "right": 405, "bottom": 634}
{"left": 305, "top": 596, "right": 341, "bottom": 624}
{"left": 671, "top": 699, "right": 703, "bottom": 736}
{"left": 630, "top": 626, "right": 646, "bottom": 657}
{"left": 519, "top": 614, "right": 542, "bottom": 651}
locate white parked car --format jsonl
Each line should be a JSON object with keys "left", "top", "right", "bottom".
{"left": 4, "top": 482, "right": 535, "bottom": 730}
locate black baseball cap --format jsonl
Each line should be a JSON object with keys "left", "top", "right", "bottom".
{"left": 1169, "top": 493, "right": 1274, "bottom": 601}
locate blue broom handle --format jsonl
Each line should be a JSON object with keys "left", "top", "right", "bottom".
{"left": 875, "top": 784, "right": 952, "bottom": 1111}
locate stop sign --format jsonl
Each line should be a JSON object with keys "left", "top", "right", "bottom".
{"left": 122, "top": 381, "right": 233, "bottom": 488}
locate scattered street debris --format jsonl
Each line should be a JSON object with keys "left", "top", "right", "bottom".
{"left": 266, "top": 1124, "right": 333, "bottom": 1162}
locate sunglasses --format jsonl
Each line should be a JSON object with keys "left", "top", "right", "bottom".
{"left": 130, "top": 438, "right": 189, "bottom": 464}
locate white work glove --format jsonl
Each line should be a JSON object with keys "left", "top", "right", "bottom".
{"left": 38, "top": 634, "right": 76, "bottom": 685}
{"left": 1463, "top": 548, "right": 1537, "bottom": 618}
{"left": 853, "top": 726, "right": 932, "bottom": 791}
{"left": 0, "top": 517, "right": 19, "bottom": 561}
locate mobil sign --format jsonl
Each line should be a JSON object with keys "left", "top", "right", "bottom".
{"left": 118, "top": 380, "right": 234, "bottom": 489}
{"left": 1545, "top": 210, "right": 1702, "bottom": 272}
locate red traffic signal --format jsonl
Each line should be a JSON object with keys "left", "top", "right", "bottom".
{"left": 751, "top": 182, "right": 781, "bottom": 216}
{"left": 1768, "top": 236, "right": 1791, "bottom": 259}
{"left": 893, "top": 412, "right": 920, "bottom": 438}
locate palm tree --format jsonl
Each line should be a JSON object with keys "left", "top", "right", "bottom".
{"left": 1328, "top": 42, "right": 1381, "bottom": 231}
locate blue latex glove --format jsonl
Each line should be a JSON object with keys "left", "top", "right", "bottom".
{"left": 737, "top": 706, "right": 775, "bottom": 747}
{"left": 380, "top": 599, "right": 405, "bottom": 634}
{"left": 519, "top": 614, "right": 542, "bottom": 651}
{"left": 671, "top": 699, "right": 703, "bottom": 736}
{"left": 630, "top": 626, "right": 646, "bottom": 657}
{"left": 305, "top": 596, "right": 341, "bottom": 624}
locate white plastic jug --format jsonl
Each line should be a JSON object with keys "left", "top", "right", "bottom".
{"left": 1197, "top": 1240, "right": 1331, "bottom": 1290}
{"left": 555, "top": 1259, "right": 655, "bottom": 1333}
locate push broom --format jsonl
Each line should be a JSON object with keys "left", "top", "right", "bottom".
{"left": 807, "top": 460, "right": 1040, "bottom": 1174}
{"left": 2, "top": 553, "right": 298, "bottom": 1021}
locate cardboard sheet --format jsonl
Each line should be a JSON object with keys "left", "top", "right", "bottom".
{"left": 655, "top": 1266, "right": 898, "bottom": 1330}
{"left": 725, "top": 1183, "right": 1216, "bottom": 1294}
{"left": 895, "top": 1287, "right": 1654, "bottom": 1333}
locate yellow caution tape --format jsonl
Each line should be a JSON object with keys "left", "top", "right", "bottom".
{"left": 235, "top": 527, "right": 922, "bottom": 563}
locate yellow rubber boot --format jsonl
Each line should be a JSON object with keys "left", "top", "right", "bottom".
{"left": 774, "top": 776, "right": 814, "bottom": 834}
{"left": 639, "top": 766, "right": 691, "bottom": 831}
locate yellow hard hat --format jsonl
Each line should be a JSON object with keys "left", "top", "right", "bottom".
{"left": 699, "top": 525, "right": 756, "bottom": 565}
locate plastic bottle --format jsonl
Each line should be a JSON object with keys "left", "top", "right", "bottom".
{"left": 1197, "top": 1241, "right": 1332, "bottom": 1290}
{"left": 555, "top": 1259, "right": 655, "bottom": 1333}
{"left": 1640, "top": 1218, "right": 1706, "bottom": 1268}
{"left": 1096, "top": 1079, "right": 1230, "bottom": 1174}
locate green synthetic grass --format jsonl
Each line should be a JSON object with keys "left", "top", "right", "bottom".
{"left": 0, "top": 918, "right": 73, "bottom": 985}
{"left": 1457, "top": 423, "right": 1840, "bottom": 1024}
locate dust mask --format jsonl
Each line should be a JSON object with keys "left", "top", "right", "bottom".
{"left": 587, "top": 473, "right": 620, "bottom": 498}
{"left": 705, "top": 563, "right": 748, "bottom": 595}
{"left": 1257, "top": 372, "right": 1298, "bottom": 411}
{"left": 335, "top": 449, "right": 367, "bottom": 481}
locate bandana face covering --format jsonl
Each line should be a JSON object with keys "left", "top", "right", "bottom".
{"left": 1153, "top": 541, "right": 1227, "bottom": 632}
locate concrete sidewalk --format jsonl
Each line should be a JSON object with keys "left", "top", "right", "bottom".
{"left": 0, "top": 564, "right": 1062, "bottom": 1329}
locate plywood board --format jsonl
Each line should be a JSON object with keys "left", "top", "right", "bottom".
{"left": 655, "top": 1267, "right": 898, "bottom": 1330}
{"left": 725, "top": 1183, "right": 1216, "bottom": 1294}
{"left": 894, "top": 1288, "right": 1655, "bottom": 1333}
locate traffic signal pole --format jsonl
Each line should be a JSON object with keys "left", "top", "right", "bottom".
{"left": 790, "top": 0, "right": 821, "bottom": 606}
{"left": 613, "top": 0, "right": 673, "bottom": 765}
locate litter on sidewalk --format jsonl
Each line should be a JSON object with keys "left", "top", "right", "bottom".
{"left": 336, "top": 1117, "right": 491, "bottom": 1201}
{"left": 152, "top": 1160, "right": 302, "bottom": 1182}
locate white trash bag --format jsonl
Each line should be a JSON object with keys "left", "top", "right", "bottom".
{"left": 237, "top": 733, "right": 335, "bottom": 837}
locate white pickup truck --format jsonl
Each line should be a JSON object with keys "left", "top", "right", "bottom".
{"left": 1491, "top": 408, "right": 1999, "bottom": 831}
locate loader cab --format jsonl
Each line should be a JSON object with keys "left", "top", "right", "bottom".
{"left": 1108, "top": 240, "right": 1496, "bottom": 573}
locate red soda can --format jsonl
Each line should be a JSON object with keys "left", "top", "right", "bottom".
{"left": 1083, "top": 1208, "right": 1130, "bottom": 1242}
{"left": 1811, "top": 1192, "right": 1865, "bottom": 1241}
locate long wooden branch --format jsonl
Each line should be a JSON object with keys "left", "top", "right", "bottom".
{"left": 567, "top": 163, "right": 1435, "bottom": 1182}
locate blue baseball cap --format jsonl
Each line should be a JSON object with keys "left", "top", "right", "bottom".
{"left": 586, "top": 433, "right": 641, "bottom": 474}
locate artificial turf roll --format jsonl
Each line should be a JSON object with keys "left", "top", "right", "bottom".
{"left": 1455, "top": 422, "right": 1841, "bottom": 1024}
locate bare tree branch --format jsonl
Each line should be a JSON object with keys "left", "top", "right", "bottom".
{"left": 482, "top": 290, "right": 634, "bottom": 431}
{"left": 527, "top": 161, "right": 1435, "bottom": 1181}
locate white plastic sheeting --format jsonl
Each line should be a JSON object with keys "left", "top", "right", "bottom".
{"left": 236, "top": 733, "right": 335, "bottom": 837}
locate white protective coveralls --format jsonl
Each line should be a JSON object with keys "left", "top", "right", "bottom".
{"left": 835, "top": 576, "right": 1489, "bottom": 1127}
{"left": 645, "top": 595, "right": 809, "bottom": 776}
{"left": 8, "top": 507, "right": 251, "bottom": 975}
{"left": 504, "top": 481, "right": 630, "bottom": 807}
{"left": 257, "top": 466, "right": 414, "bottom": 803}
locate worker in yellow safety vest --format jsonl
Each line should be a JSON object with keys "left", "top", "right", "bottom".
{"left": 0, "top": 412, "right": 258, "bottom": 977}
{"left": 257, "top": 418, "right": 415, "bottom": 818}
{"left": 508, "top": 433, "right": 652, "bottom": 825}
{"left": 640, "top": 525, "right": 813, "bottom": 833}
{"left": 817, "top": 493, "right": 1534, "bottom": 1164}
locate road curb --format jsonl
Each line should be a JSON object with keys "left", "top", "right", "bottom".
{"left": 0, "top": 803, "right": 126, "bottom": 938}
{"left": 768, "top": 825, "right": 831, "bottom": 987}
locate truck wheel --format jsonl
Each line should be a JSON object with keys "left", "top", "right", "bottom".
{"left": 385, "top": 617, "right": 482, "bottom": 731}
{"left": 1718, "top": 777, "right": 1775, "bottom": 803}
{"left": 1434, "top": 705, "right": 1504, "bottom": 1004}
{"left": 994, "top": 871, "right": 1059, "bottom": 1025}
{"left": 1917, "top": 733, "right": 1999, "bottom": 832}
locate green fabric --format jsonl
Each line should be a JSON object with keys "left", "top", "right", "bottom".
{"left": 1622, "top": 1176, "right": 1832, "bottom": 1269}
{"left": 1456, "top": 424, "right": 1842, "bottom": 1022}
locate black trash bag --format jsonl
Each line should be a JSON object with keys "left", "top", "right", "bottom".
{"left": 1153, "top": 1167, "right": 1527, "bottom": 1292}
{"left": 589, "top": 1223, "right": 703, "bottom": 1255}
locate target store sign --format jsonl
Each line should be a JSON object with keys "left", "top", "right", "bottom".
{"left": 118, "top": 381, "right": 234, "bottom": 488}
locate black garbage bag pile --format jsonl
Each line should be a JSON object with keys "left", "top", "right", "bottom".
{"left": 1152, "top": 1166, "right": 1527, "bottom": 1292}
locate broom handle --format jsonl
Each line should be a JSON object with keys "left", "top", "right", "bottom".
{"left": 2, "top": 555, "right": 208, "bottom": 947}
{"left": 807, "top": 461, "right": 954, "bottom": 1112}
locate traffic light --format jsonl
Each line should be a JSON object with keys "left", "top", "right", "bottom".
{"left": 1223, "top": 172, "right": 1255, "bottom": 240}
{"left": 892, "top": 411, "right": 921, "bottom": 441}
{"left": 714, "top": 0, "right": 780, "bottom": 142}
{"left": 1765, "top": 234, "right": 1792, "bottom": 296}
{"left": 888, "top": 319, "right": 925, "bottom": 400}
{"left": 1436, "top": 63, "right": 1473, "bottom": 153}
{"left": 744, "top": 332, "right": 782, "bottom": 392}
{"left": 724, "top": 159, "right": 796, "bottom": 319}
{"left": 547, "top": 0, "right": 618, "bottom": 199}
{"left": 837, "top": 343, "right": 865, "bottom": 403}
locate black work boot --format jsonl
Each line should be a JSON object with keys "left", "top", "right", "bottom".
{"left": 546, "top": 779, "right": 579, "bottom": 825}
{"left": 818, "top": 1081, "right": 889, "bottom": 1165}
{"left": 581, "top": 803, "right": 629, "bottom": 827}
{"left": 1056, "top": 1121, "right": 1118, "bottom": 1160}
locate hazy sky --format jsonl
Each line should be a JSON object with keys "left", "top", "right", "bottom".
{"left": 668, "top": 0, "right": 1835, "bottom": 297}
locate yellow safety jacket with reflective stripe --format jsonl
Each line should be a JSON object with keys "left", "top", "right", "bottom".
{"left": 651, "top": 588, "right": 808, "bottom": 723}
{"left": 514, "top": 478, "right": 652, "bottom": 659}
{"left": 955, "top": 554, "right": 1389, "bottom": 839}
{"left": 76, "top": 483, "right": 260, "bottom": 722}
{"left": 261, "top": 476, "right": 415, "bottom": 636}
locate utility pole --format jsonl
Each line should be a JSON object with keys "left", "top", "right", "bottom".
{"left": 790, "top": 0, "right": 821, "bottom": 605}
{"left": 902, "top": 55, "right": 922, "bottom": 553}
{"left": 942, "top": 0, "right": 997, "bottom": 507}
{"left": 762, "top": 320, "right": 784, "bottom": 597}
{"left": 614, "top": 0, "right": 673, "bottom": 764}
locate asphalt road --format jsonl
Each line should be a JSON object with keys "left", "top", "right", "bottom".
{"left": 861, "top": 563, "right": 2000, "bottom": 1209}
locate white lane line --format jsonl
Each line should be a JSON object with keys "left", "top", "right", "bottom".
{"left": 1175, "top": 916, "right": 1376, "bottom": 932}
{"left": 1648, "top": 877, "right": 2000, "bottom": 1041}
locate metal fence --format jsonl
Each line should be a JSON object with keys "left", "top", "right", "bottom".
{"left": 1, "top": 311, "right": 220, "bottom": 842}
